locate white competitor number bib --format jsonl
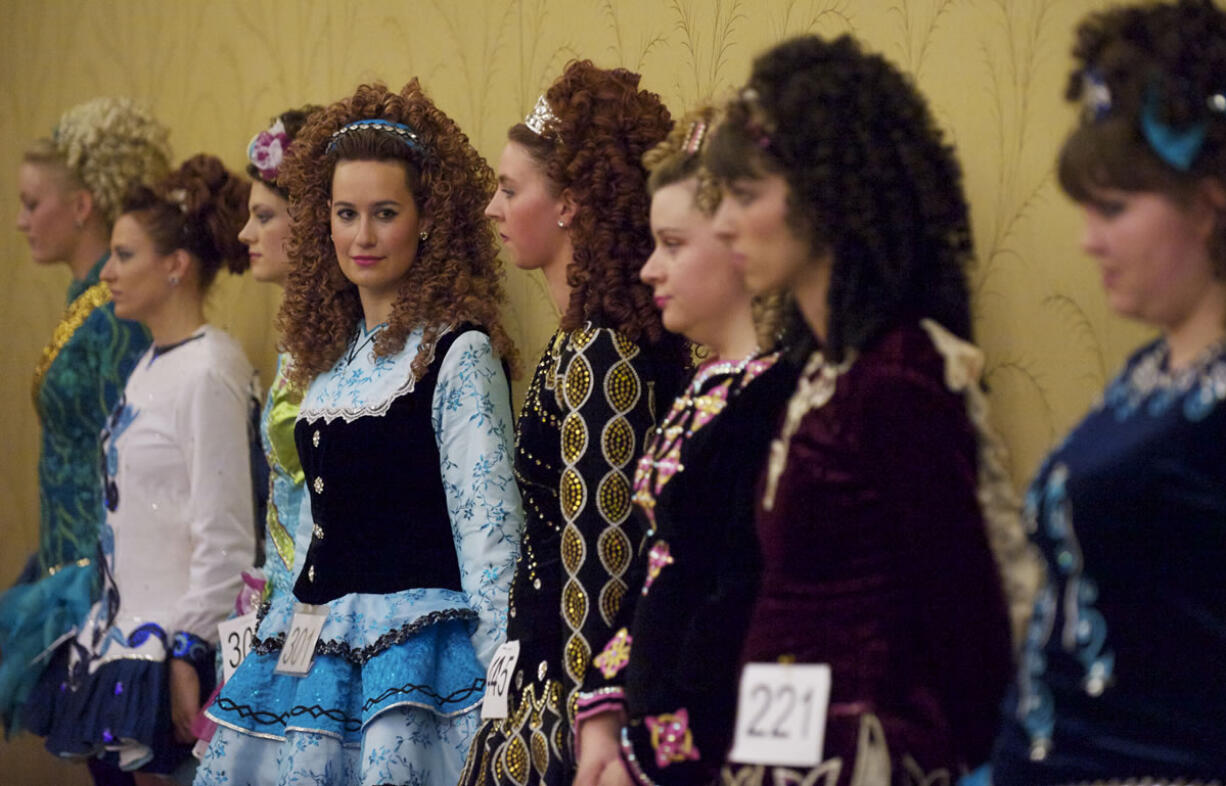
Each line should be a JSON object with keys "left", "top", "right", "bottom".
{"left": 274, "top": 608, "right": 327, "bottom": 677}
{"left": 729, "top": 662, "right": 832, "bottom": 767}
{"left": 217, "top": 613, "right": 258, "bottom": 683}
{"left": 481, "top": 640, "right": 520, "bottom": 719}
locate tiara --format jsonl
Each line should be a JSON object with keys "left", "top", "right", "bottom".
{"left": 327, "top": 119, "right": 424, "bottom": 154}
{"left": 683, "top": 120, "right": 708, "bottom": 155}
{"left": 248, "top": 119, "right": 289, "bottom": 184}
{"left": 525, "top": 94, "right": 557, "bottom": 135}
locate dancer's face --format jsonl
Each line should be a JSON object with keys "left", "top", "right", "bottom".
{"left": 713, "top": 173, "right": 814, "bottom": 295}
{"left": 330, "top": 159, "right": 425, "bottom": 320}
{"left": 1079, "top": 184, "right": 1221, "bottom": 330}
{"left": 641, "top": 177, "right": 749, "bottom": 347}
{"left": 16, "top": 162, "right": 84, "bottom": 264}
{"left": 486, "top": 141, "right": 569, "bottom": 270}
{"left": 102, "top": 213, "right": 179, "bottom": 324}
{"left": 239, "top": 180, "right": 293, "bottom": 286}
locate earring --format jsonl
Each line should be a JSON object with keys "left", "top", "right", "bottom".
{"left": 168, "top": 274, "right": 180, "bottom": 287}
{"left": 419, "top": 230, "right": 429, "bottom": 241}
{"left": 557, "top": 220, "right": 566, "bottom": 229}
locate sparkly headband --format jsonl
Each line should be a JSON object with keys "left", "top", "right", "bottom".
{"left": 683, "top": 120, "right": 708, "bottom": 155}
{"left": 248, "top": 119, "right": 289, "bottom": 184}
{"left": 327, "top": 119, "right": 425, "bottom": 155}
{"left": 1083, "top": 69, "right": 1226, "bottom": 171}
{"left": 525, "top": 94, "right": 557, "bottom": 136}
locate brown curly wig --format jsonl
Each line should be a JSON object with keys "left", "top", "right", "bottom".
{"left": 120, "top": 153, "right": 250, "bottom": 290}
{"left": 247, "top": 105, "right": 322, "bottom": 197}
{"left": 706, "top": 34, "right": 975, "bottom": 364}
{"left": 508, "top": 60, "right": 685, "bottom": 363}
{"left": 1058, "top": 0, "right": 1226, "bottom": 277}
{"left": 277, "top": 80, "right": 515, "bottom": 389}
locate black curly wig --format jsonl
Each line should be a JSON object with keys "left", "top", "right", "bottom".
{"left": 706, "top": 34, "right": 975, "bottom": 363}
{"left": 1058, "top": 0, "right": 1226, "bottom": 276}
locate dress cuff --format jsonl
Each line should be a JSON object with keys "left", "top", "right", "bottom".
{"left": 171, "top": 631, "right": 212, "bottom": 665}
{"left": 575, "top": 687, "right": 627, "bottom": 729}
{"left": 619, "top": 725, "right": 661, "bottom": 786}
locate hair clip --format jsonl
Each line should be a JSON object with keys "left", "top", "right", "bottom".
{"left": 248, "top": 119, "right": 289, "bottom": 184}
{"left": 1082, "top": 68, "right": 1112, "bottom": 122}
{"left": 167, "top": 188, "right": 189, "bottom": 214}
{"left": 739, "top": 87, "right": 772, "bottom": 150}
{"left": 327, "top": 119, "right": 424, "bottom": 155}
{"left": 683, "top": 120, "right": 708, "bottom": 155}
{"left": 525, "top": 94, "right": 557, "bottom": 136}
{"left": 1140, "top": 84, "right": 1207, "bottom": 172}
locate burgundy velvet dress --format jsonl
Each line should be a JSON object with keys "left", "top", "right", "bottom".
{"left": 722, "top": 323, "right": 1013, "bottom": 786}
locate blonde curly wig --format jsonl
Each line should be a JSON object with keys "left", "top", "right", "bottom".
{"left": 24, "top": 97, "right": 172, "bottom": 228}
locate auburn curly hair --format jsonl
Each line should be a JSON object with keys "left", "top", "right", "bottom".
{"left": 25, "top": 97, "right": 172, "bottom": 228}
{"left": 277, "top": 81, "right": 515, "bottom": 388}
{"left": 706, "top": 34, "right": 975, "bottom": 363}
{"left": 1059, "top": 0, "right": 1226, "bottom": 276}
{"left": 247, "top": 105, "right": 322, "bottom": 197}
{"left": 120, "top": 153, "right": 250, "bottom": 290}
{"left": 510, "top": 60, "right": 684, "bottom": 362}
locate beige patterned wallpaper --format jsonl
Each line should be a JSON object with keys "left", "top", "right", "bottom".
{"left": 1, "top": 0, "right": 1150, "bottom": 780}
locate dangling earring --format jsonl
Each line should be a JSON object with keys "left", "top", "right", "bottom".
{"left": 419, "top": 230, "right": 429, "bottom": 241}
{"left": 168, "top": 274, "right": 180, "bottom": 287}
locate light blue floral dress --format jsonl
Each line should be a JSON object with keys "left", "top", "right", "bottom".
{"left": 197, "top": 324, "right": 522, "bottom": 786}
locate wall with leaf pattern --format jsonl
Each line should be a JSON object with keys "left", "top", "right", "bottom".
{"left": 0, "top": 1, "right": 1150, "bottom": 780}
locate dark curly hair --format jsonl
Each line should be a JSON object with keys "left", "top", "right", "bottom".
{"left": 706, "top": 34, "right": 975, "bottom": 363}
{"left": 247, "top": 105, "right": 322, "bottom": 197}
{"left": 510, "top": 60, "right": 684, "bottom": 362}
{"left": 277, "top": 80, "right": 516, "bottom": 389}
{"left": 1059, "top": 0, "right": 1226, "bottom": 276}
{"left": 120, "top": 153, "right": 250, "bottom": 290}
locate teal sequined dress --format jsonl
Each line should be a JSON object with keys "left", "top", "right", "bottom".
{"left": 0, "top": 254, "right": 149, "bottom": 733}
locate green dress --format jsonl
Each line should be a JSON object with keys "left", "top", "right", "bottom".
{"left": 0, "top": 254, "right": 149, "bottom": 733}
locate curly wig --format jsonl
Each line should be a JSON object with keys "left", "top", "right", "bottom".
{"left": 277, "top": 80, "right": 515, "bottom": 388}
{"left": 247, "top": 105, "right": 322, "bottom": 197}
{"left": 509, "top": 60, "right": 685, "bottom": 362}
{"left": 1059, "top": 0, "right": 1226, "bottom": 276}
{"left": 24, "top": 97, "right": 172, "bottom": 228}
{"left": 706, "top": 34, "right": 975, "bottom": 363}
{"left": 120, "top": 153, "right": 250, "bottom": 290}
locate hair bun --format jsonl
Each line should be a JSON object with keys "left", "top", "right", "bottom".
{"left": 159, "top": 154, "right": 251, "bottom": 275}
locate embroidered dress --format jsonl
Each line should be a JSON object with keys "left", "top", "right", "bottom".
{"left": 990, "top": 337, "right": 1226, "bottom": 785}
{"left": 196, "top": 324, "right": 522, "bottom": 786}
{"left": 26, "top": 325, "right": 257, "bottom": 774}
{"left": 0, "top": 255, "right": 149, "bottom": 734}
{"left": 460, "top": 325, "right": 681, "bottom": 786}
{"left": 719, "top": 323, "right": 1013, "bottom": 786}
{"left": 576, "top": 350, "right": 797, "bottom": 785}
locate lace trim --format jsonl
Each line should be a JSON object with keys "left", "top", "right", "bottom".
{"left": 297, "top": 324, "right": 454, "bottom": 425}
{"left": 250, "top": 606, "right": 476, "bottom": 665}
{"left": 920, "top": 319, "right": 1040, "bottom": 650}
{"left": 762, "top": 347, "right": 855, "bottom": 510}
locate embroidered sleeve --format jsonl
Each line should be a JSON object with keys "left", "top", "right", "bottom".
{"left": 862, "top": 359, "right": 1013, "bottom": 765}
{"left": 170, "top": 361, "right": 258, "bottom": 643}
{"left": 556, "top": 327, "right": 656, "bottom": 717}
{"left": 432, "top": 330, "right": 523, "bottom": 668}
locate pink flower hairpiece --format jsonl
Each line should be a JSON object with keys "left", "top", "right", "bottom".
{"left": 248, "top": 119, "right": 289, "bottom": 184}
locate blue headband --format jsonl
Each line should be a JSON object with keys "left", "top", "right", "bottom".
{"left": 327, "top": 119, "right": 425, "bottom": 155}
